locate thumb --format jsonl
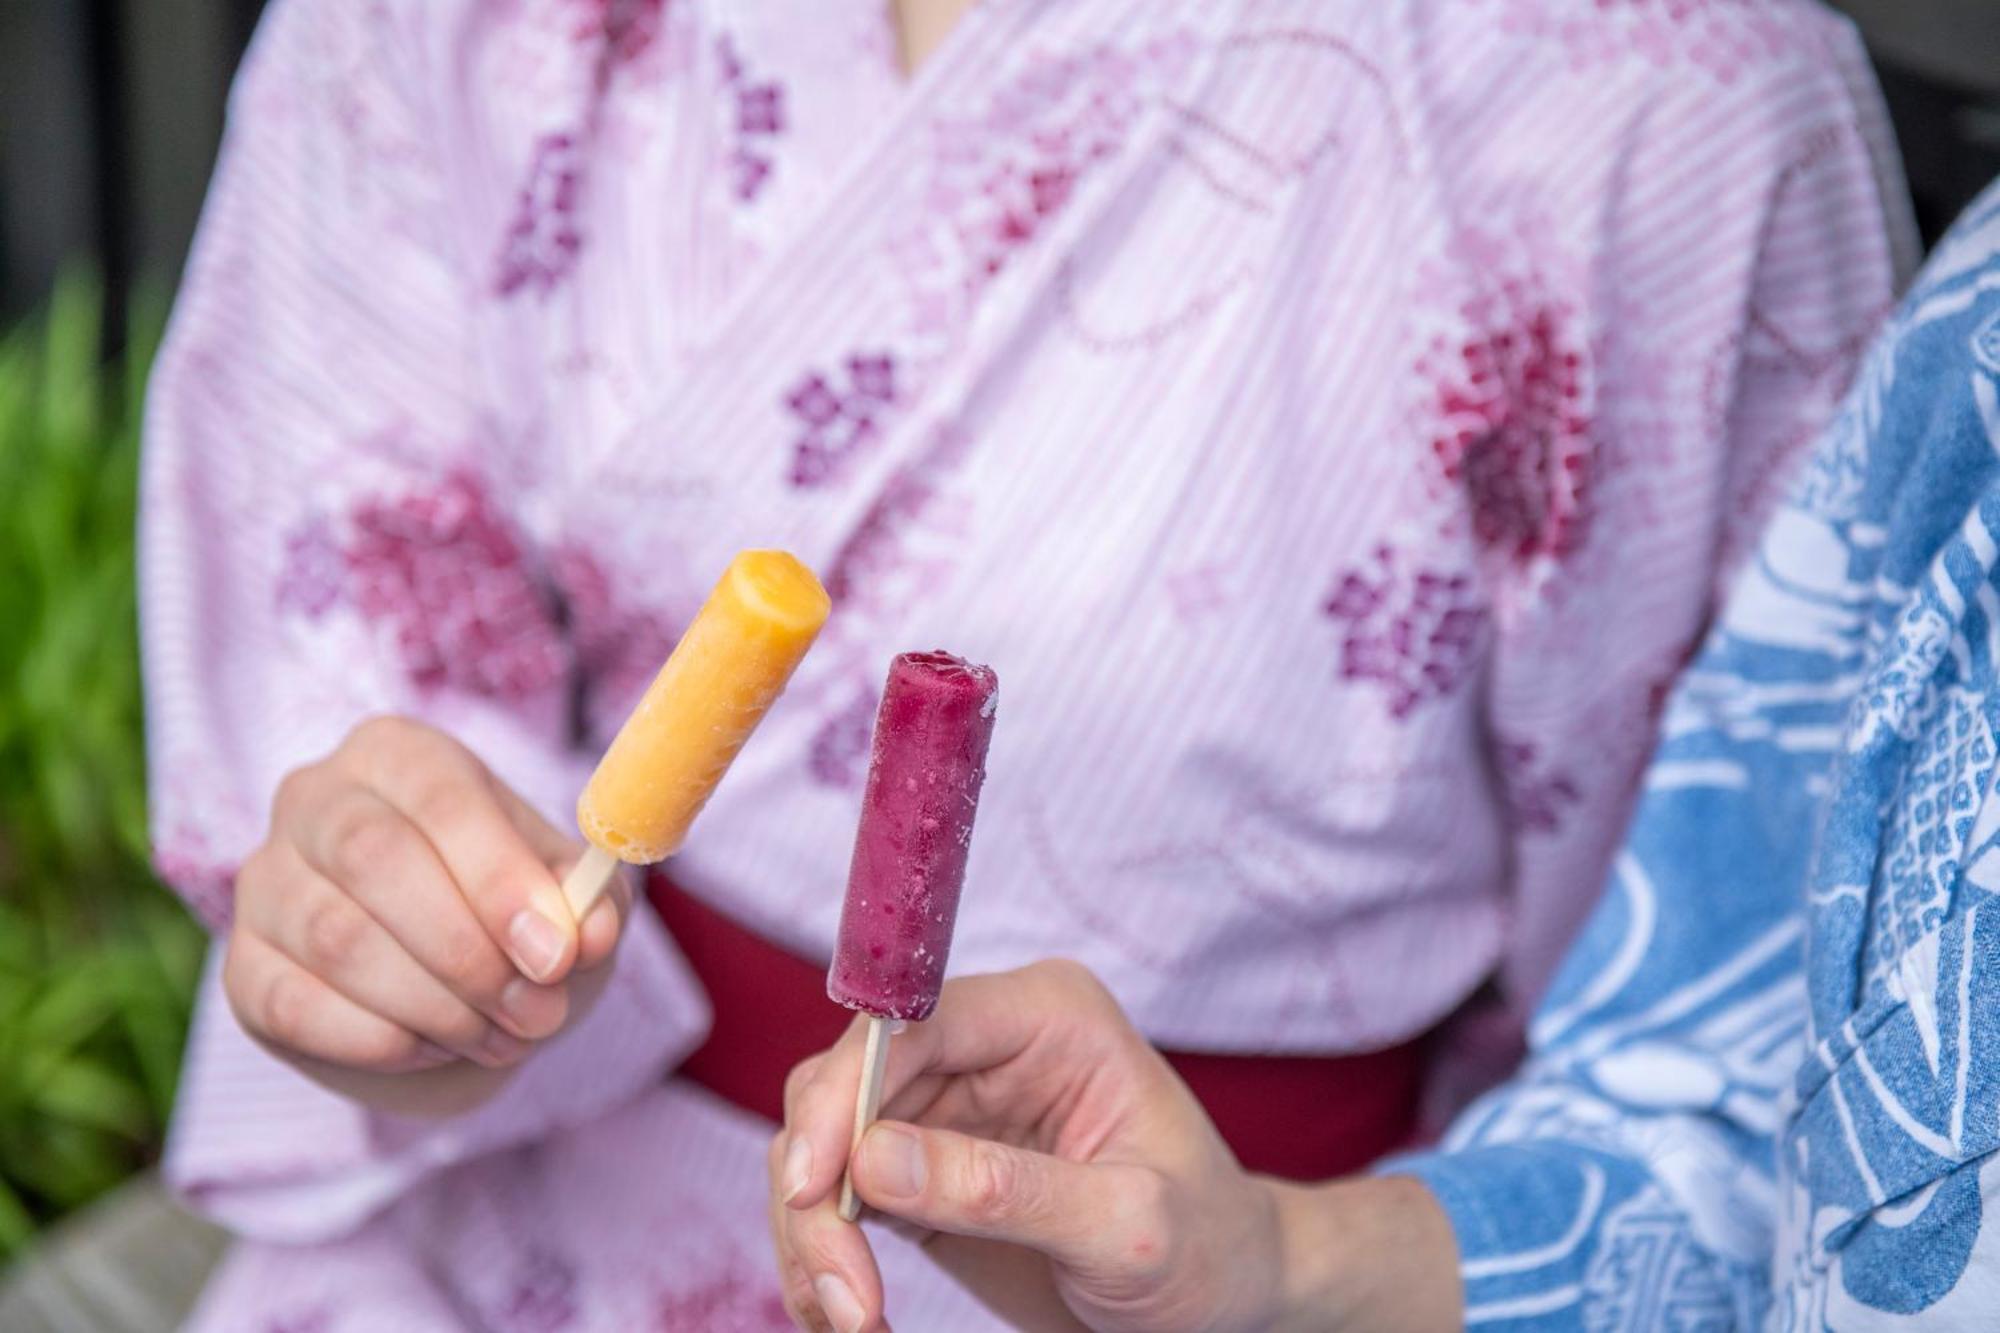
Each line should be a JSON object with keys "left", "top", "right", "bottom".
{"left": 852, "top": 1122, "right": 1163, "bottom": 1276}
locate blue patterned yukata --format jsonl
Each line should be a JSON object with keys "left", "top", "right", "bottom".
{"left": 1401, "top": 181, "right": 2000, "bottom": 1329}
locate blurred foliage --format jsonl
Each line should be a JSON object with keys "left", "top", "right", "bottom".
{"left": 0, "top": 273, "right": 203, "bottom": 1258}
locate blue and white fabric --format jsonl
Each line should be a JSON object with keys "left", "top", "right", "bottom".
{"left": 1402, "top": 180, "right": 2000, "bottom": 1329}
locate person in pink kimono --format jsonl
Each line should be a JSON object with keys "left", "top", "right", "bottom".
{"left": 141, "top": 0, "right": 1914, "bottom": 1328}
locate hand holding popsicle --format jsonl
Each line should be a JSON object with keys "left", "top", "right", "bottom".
{"left": 826, "top": 650, "right": 999, "bottom": 1220}
{"left": 562, "top": 549, "right": 831, "bottom": 915}
{"left": 223, "top": 715, "right": 629, "bottom": 1116}
{"left": 773, "top": 962, "right": 1461, "bottom": 1333}
{"left": 220, "top": 549, "right": 827, "bottom": 1119}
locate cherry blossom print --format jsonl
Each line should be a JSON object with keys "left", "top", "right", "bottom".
{"left": 280, "top": 472, "right": 567, "bottom": 702}
{"left": 1494, "top": 737, "right": 1582, "bottom": 834}
{"left": 495, "top": 131, "right": 586, "bottom": 298}
{"left": 568, "top": 0, "right": 671, "bottom": 68}
{"left": 1407, "top": 222, "right": 1598, "bottom": 572}
{"left": 715, "top": 36, "right": 786, "bottom": 204}
{"left": 784, "top": 352, "right": 900, "bottom": 487}
{"left": 1323, "top": 545, "right": 1489, "bottom": 719}
{"left": 777, "top": 34, "right": 1198, "bottom": 479}
{"left": 886, "top": 32, "right": 1201, "bottom": 360}
{"left": 1469, "top": 0, "right": 1794, "bottom": 83}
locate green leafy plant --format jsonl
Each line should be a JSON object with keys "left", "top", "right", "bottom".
{"left": 0, "top": 274, "right": 204, "bottom": 1257}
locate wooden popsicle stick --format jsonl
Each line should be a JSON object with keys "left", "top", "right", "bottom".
{"left": 838, "top": 1015, "right": 893, "bottom": 1222}
{"left": 560, "top": 844, "right": 621, "bottom": 919}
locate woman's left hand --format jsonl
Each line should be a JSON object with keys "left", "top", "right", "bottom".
{"left": 766, "top": 960, "right": 1460, "bottom": 1333}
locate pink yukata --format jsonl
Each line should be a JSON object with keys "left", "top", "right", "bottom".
{"left": 142, "top": 0, "right": 1914, "bottom": 1327}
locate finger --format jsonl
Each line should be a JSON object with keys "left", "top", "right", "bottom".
{"left": 277, "top": 768, "right": 568, "bottom": 1041}
{"left": 782, "top": 1021, "right": 885, "bottom": 1211}
{"left": 240, "top": 843, "right": 529, "bottom": 1069}
{"left": 782, "top": 961, "right": 1121, "bottom": 1212}
{"left": 769, "top": 1134, "right": 886, "bottom": 1333}
{"left": 769, "top": 1134, "right": 836, "bottom": 1332}
{"left": 489, "top": 774, "right": 580, "bottom": 869}
{"left": 851, "top": 1122, "right": 1168, "bottom": 1278}
{"left": 349, "top": 720, "right": 582, "bottom": 985}
{"left": 222, "top": 929, "right": 452, "bottom": 1073}
{"left": 488, "top": 780, "right": 628, "bottom": 974}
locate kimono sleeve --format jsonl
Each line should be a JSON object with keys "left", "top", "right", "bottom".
{"left": 1476, "top": 11, "right": 1913, "bottom": 1022}
{"left": 140, "top": 0, "right": 708, "bottom": 1241}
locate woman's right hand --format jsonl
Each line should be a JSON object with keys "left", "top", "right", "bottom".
{"left": 770, "top": 960, "right": 1462, "bottom": 1333}
{"left": 223, "top": 715, "right": 630, "bottom": 1116}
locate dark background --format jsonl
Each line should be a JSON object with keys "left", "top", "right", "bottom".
{"left": 3, "top": 1, "right": 2000, "bottom": 333}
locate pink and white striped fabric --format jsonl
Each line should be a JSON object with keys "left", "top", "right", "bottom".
{"left": 141, "top": 0, "right": 1914, "bottom": 1326}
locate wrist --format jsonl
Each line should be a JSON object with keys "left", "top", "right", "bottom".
{"left": 1260, "top": 1174, "right": 1464, "bottom": 1333}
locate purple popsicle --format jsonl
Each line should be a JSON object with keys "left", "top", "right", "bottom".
{"left": 828, "top": 651, "right": 998, "bottom": 1021}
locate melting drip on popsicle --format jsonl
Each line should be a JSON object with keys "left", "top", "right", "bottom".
{"left": 828, "top": 651, "right": 999, "bottom": 1022}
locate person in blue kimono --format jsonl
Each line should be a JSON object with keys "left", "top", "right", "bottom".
{"left": 768, "top": 177, "right": 2000, "bottom": 1332}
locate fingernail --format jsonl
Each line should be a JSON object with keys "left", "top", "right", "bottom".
{"left": 500, "top": 977, "right": 568, "bottom": 1038}
{"left": 813, "top": 1274, "right": 866, "bottom": 1333}
{"left": 415, "top": 1040, "right": 456, "bottom": 1066}
{"left": 782, "top": 1135, "right": 814, "bottom": 1204}
{"left": 508, "top": 908, "right": 566, "bottom": 981}
{"left": 479, "top": 1028, "right": 530, "bottom": 1067}
{"left": 862, "top": 1124, "right": 926, "bottom": 1199}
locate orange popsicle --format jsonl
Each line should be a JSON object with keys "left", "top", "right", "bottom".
{"left": 560, "top": 550, "right": 830, "bottom": 914}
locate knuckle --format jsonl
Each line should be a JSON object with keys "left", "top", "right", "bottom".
{"left": 260, "top": 968, "right": 311, "bottom": 1050}
{"left": 324, "top": 803, "right": 400, "bottom": 883}
{"left": 1028, "top": 956, "right": 1106, "bottom": 1002}
{"left": 353, "top": 1023, "right": 420, "bottom": 1071}
{"left": 781, "top": 1056, "right": 822, "bottom": 1118}
{"left": 962, "top": 1141, "right": 1028, "bottom": 1226}
{"left": 301, "top": 898, "right": 367, "bottom": 972}
{"left": 233, "top": 842, "right": 281, "bottom": 902}
{"left": 271, "top": 767, "right": 314, "bottom": 819}
{"left": 221, "top": 938, "right": 258, "bottom": 1028}
{"left": 435, "top": 1008, "right": 490, "bottom": 1053}
{"left": 344, "top": 713, "right": 411, "bottom": 755}
{"left": 430, "top": 922, "right": 496, "bottom": 994}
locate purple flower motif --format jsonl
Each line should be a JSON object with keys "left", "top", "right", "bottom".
{"left": 1323, "top": 545, "right": 1489, "bottom": 718}
{"left": 715, "top": 33, "right": 745, "bottom": 83}
{"left": 737, "top": 83, "right": 784, "bottom": 136}
{"left": 496, "top": 132, "right": 587, "bottom": 299}
{"left": 715, "top": 36, "right": 786, "bottom": 205}
{"left": 1495, "top": 739, "right": 1583, "bottom": 834}
{"left": 784, "top": 352, "right": 902, "bottom": 488}
{"left": 786, "top": 374, "right": 843, "bottom": 428}
{"left": 729, "top": 150, "right": 773, "bottom": 203}
{"left": 846, "top": 353, "right": 897, "bottom": 405}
